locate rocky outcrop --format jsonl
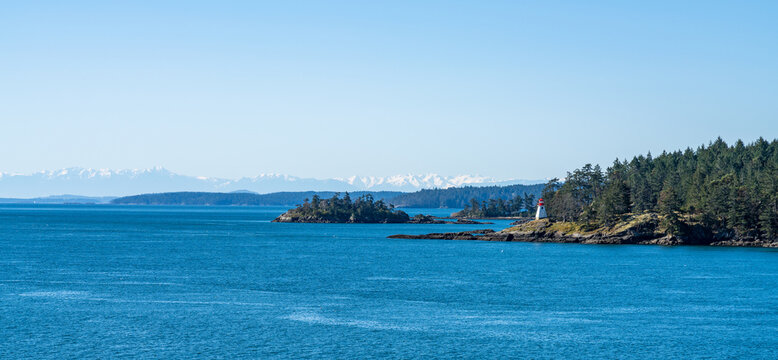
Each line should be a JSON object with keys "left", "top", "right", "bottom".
{"left": 405, "top": 215, "right": 493, "bottom": 225}
{"left": 388, "top": 214, "right": 778, "bottom": 248}
{"left": 453, "top": 219, "right": 494, "bottom": 225}
{"left": 501, "top": 217, "right": 677, "bottom": 245}
{"left": 710, "top": 238, "right": 778, "bottom": 248}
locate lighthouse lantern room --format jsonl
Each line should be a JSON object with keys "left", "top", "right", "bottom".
{"left": 535, "top": 198, "right": 547, "bottom": 220}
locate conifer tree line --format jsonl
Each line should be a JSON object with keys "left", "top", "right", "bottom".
{"left": 390, "top": 184, "right": 545, "bottom": 208}
{"left": 457, "top": 193, "right": 538, "bottom": 217}
{"left": 541, "top": 138, "right": 778, "bottom": 238}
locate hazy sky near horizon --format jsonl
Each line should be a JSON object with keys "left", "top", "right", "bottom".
{"left": 2, "top": 1, "right": 777, "bottom": 180}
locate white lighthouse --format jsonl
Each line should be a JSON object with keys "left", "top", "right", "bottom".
{"left": 535, "top": 198, "right": 547, "bottom": 220}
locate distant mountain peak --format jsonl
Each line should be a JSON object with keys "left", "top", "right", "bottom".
{"left": 0, "top": 167, "right": 544, "bottom": 198}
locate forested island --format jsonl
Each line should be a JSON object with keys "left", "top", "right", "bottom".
{"left": 391, "top": 138, "right": 778, "bottom": 248}
{"left": 272, "top": 193, "right": 490, "bottom": 224}
{"left": 273, "top": 193, "right": 409, "bottom": 223}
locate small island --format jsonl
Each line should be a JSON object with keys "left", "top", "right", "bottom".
{"left": 273, "top": 193, "right": 409, "bottom": 223}
{"left": 272, "top": 193, "right": 490, "bottom": 224}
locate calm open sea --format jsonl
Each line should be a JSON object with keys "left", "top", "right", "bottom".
{"left": 1, "top": 205, "right": 776, "bottom": 359}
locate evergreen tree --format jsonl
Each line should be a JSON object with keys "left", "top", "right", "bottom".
{"left": 658, "top": 175, "right": 682, "bottom": 235}
{"left": 728, "top": 185, "right": 758, "bottom": 237}
{"left": 758, "top": 166, "right": 778, "bottom": 238}
{"left": 524, "top": 193, "right": 536, "bottom": 216}
{"left": 595, "top": 160, "right": 631, "bottom": 225}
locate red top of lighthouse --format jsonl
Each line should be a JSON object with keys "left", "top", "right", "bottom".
{"left": 538, "top": 198, "right": 544, "bottom": 206}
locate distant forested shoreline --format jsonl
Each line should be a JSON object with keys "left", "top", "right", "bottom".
{"left": 109, "top": 183, "right": 545, "bottom": 207}
{"left": 110, "top": 191, "right": 402, "bottom": 206}
{"left": 389, "top": 184, "right": 544, "bottom": 208}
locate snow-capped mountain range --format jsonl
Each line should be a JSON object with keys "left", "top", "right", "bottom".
{"left": 0, "top": 167, "right": 543, "bottom": 198}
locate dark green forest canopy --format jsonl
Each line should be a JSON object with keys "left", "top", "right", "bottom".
{"left": 541, "top": 137, "right": 778, "bottom": 239}
{"left": 390, "top": 183, "right": 544, "bottom": 208}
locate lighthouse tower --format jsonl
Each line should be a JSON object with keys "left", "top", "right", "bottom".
{"left": 535, "top": 198, "right": 547, "bottom": 220}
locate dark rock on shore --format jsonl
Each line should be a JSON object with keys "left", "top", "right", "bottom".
{"left": 453, "top": 219, "right": 494, "bottom": 225}
{"left": 388, "top": 229, "right": 498, "bottom": 240}
{"left": 710, "top": 238, "right": 778, "bottom": 248}
{"left": 508, "top": 218, "right": 533, "bottom": 226}
{"left": 407, "top": 215, "right": 448, "bottom": 224}
{"left": 406, "top": 215, "right": 493, "bottom": 225}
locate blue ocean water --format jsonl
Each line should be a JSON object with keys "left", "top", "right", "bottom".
{"left": 1, "top": 205, "right": 776, "bottom": 359}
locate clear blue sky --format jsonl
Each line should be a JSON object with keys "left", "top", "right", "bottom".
{"left": 1, "top": 1, "right": 777, "bottom": 180}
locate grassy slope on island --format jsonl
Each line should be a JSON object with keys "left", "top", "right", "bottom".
{"left": 501, "top": 214, "right": 678, "bottom": 244}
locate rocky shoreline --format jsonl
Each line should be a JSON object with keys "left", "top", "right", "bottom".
{"left": 406, "top": 215, "right": 493, "bottom": 225}
{"left": 388, "top": 217, "right": 778, "bottom": 248}
{"left": 388, "top": 229, "right": 497, "bottom": 240}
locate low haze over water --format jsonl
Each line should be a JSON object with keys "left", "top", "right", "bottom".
{"left": 1, "top": 205, "right": 776, "bottom": 358}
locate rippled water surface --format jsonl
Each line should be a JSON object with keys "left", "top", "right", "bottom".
{"left": 1, "top": 205, "right": 776, "bottom": 359}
